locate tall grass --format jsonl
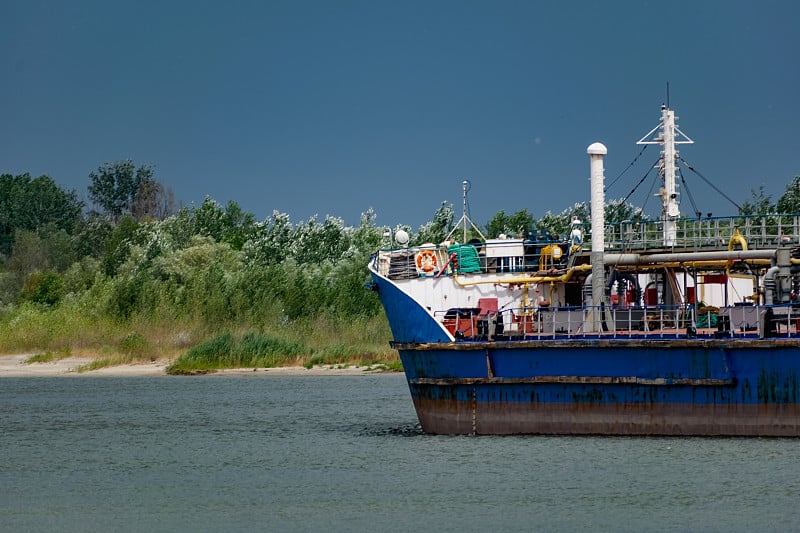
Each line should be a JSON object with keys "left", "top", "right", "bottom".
{"left": 0, "top": 296, "right": 397, "bottom": 369}
{"left": 166, "top": 314, "right": 396, "bottom": 373}
{"left": 167, "top": 332, "right": 308, "bottom": 373}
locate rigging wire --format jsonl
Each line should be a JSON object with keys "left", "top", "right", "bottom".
{"left": 605, "top": 144, "right": 649, "bottom": 193}
{"left": 621, "top": 156, "right": 661, "bottom": 205}
{"left": 678, "top": 167, "right": 702, "bottom": 219}
{"left": 639, "top": 168, "right": 659, "bottom": 217}
{"left": 679, "top": 157, "right": 742, "bottom": 211}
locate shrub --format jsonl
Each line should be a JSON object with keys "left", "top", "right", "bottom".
{"left": 21, "top": 270, "right": 64, "bottom": 306}
{"left": 118, "top": 332, "right": 149, "bottom": 357}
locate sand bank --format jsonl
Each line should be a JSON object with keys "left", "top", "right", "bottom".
{"left": 0, "top": 354, "right": 392, "bottom": 377}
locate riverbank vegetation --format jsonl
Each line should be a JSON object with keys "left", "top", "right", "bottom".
{"left": 0, "top": 163, "right": 407, "bottom": 370}
{"left": 1, "top": 163, "right": 798, "bottom": 370}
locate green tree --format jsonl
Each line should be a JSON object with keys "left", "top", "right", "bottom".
{"left": 156, "top": 207, "right": 198, "bottom": 251}
{"left": 414, "top": 201, "right": 454, "bottom": 245}
{"left": 485, "top": 209, "right": 535, "bottom": 238}
{"left": 101, "top": 216, "right": 143, "bottom": 276}
{"left": 292, "top": 215, "right": 350, "bottom": 265}
{"left": 739, "top": 186, "right": 775, "bottom": 215}
{"left": 537, "top": 203, "right": 589, "bottom": 238}
{"left": 776, "top": 177, "right": 800, "bottom": 214}
{"left": 605, "top": 198, "right": 644, "bottom": 224}
{"left": 152, "top": 235, "right": 241, "bottom": 284}
{"left": 62, "top": 256, "right": 102, "bottom": 294}
{"left": 535, "top": 200, "right": 643, "bottom": 238}
{"left": 349, "top": 208, "right": 383, "bottom": 254}
{"left": 331, "top": 254, "right": 382, "bottom": 317}
{"left": 193, "top": 197, "right": 259, "bottom": 250}
{"left": 71, "top": 213, "right": 115, "bottom": 259}
{"left": 20, "top": 270, "right": 64, "bottom": 306}
{"left": 0, "top": 173, "right": 83, "bottom": 256}
{"left": 4, "top": 226, "right": 74, "bottom": 277}
{"left": 536, "top": 211, "right": 568, "bottom": 238}
{"left": 6, "top": 230, "right": 47, "bottom": 282}
{"left": 88, "top": 160, "right": 154, "bottom": 221}
{"left": 36, "top": 224, "right": 77, "bottom": 273}
{"left": 243, "top": 211, "right": 293, "bottom": 267}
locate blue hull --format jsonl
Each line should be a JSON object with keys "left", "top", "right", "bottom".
{"left": 397, "top": 341, "right": 800, "bottom": 435}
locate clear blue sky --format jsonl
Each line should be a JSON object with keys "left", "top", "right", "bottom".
{"left": 2, "top": 0, "right": 798, "bottom": 230}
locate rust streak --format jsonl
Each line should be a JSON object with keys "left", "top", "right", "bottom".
{"left": 409, "top": 376, "right": 736, "bottom": 386}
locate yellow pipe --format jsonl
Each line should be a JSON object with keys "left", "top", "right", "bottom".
{"left": 728, "top": 229, "right": 748, "bottom": 251}
{"left": 452, "top": 263, "right": 592, "bottom": 287}
{"left": 727, "top": 229, "right": 748, "bottom": 278}
{"left": 452, "top": 258, "right": 780, "bottom": 289}
{"left": 521, "top": 284, "right": 532, "bottom": 316}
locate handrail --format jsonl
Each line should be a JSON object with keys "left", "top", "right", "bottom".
{"left": 602, "top": 214, "right": 800, "bottom": 251}
{"left": 433, "top": 303, "right": 798, "bottom": 342}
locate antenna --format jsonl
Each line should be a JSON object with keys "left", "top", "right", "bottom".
{"left": 446, "top": 180, "right": 487, "bottom": 242}
{"left": 666, "top": 82, "right": 670, "bottom": 108}
{"left": 461, "top": 180, "right": 468, "bottom": 241}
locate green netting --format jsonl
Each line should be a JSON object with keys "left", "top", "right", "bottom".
{"left": 447, "top": 244, "right": 482, "bottom": 273}
{"left": 696, "top": 313, "right": 718, "bottom": 328}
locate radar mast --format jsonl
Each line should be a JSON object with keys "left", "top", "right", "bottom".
{"left": 637, "top": 105, "right": 694, "bottom": 246}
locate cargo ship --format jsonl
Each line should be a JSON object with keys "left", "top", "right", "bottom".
{"left": 368, "top": 105, "right": 800, "bottom": 435}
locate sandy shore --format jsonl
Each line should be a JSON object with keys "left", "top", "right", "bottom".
{"left": 0, "top": 354, "right": 393, "bottom": 377}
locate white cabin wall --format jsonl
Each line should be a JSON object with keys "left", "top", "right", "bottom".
{"left": 397, "top": 275, "right": 532, "bottom": 318}
{"left": 698, "top": 277, "right": 756, "bottom": 307}
{"left": 633, "top": 272, "right": 756, "bottom": 307}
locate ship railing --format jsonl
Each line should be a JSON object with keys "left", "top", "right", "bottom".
{"left": 374, "top": 214, "right": 800, "bottom": 280}
{"left": 601, "top": 214, "right": 800, "bottom": 251}
{"left": 375, "top": 237, "right": 573, "bottom": 279}
{"left": 435, "top": 303, "right": 800, "bottom": 341}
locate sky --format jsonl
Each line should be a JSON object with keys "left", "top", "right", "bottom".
{"left": 1, "top": 0, "right": 798, "bottom": 231}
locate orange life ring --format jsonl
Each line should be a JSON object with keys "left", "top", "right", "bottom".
{"left": 415, "top": 250, "right": 438, "bottom": 272}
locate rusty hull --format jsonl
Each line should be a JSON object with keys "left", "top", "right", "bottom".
{"left": 410, "top": 391, "right": 800, "bottom": 436}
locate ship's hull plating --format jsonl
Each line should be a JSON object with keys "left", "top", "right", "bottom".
{"left": 397, "top": 340, "right": 800, "bottom": 436}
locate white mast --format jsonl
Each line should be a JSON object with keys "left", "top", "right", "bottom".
{"left": 637, "top": 105, "right": 694, "bottom": 247}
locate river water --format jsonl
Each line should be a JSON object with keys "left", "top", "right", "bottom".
{"left": 0, "top": 374, "right": 797, "bottom": 532}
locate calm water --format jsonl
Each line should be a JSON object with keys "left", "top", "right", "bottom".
{"left": 1, "top": 374, "right": 798, "bottom": 532}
